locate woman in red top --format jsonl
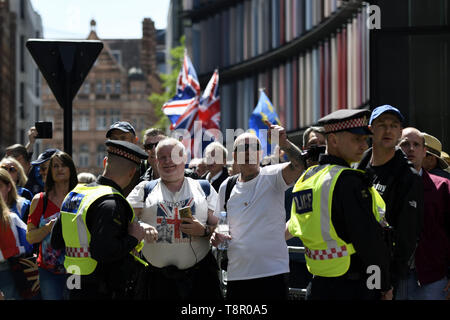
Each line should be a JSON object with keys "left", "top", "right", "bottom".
{"left": 26, "top": 151, "right": 78, "bottom": 300}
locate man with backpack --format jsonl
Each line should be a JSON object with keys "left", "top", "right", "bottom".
{"left": 130, "top": 138, "right": 222, "bottom": 300}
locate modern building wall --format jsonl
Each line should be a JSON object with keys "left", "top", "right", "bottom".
{"left": 0, "top": 0, "right": 17, "bottom": 154}
{"left": 9, "top": 0, "right": 43, "bottom": 148}
{"left": 181, "top": 0, "right": 370, "bottom": 147}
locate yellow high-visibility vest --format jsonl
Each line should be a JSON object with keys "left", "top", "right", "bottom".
{"left": 288, "top": 165, "right": 387, "bottom": 277}
{"left": 60, "top": 184, "right": 139, "bottom": 275}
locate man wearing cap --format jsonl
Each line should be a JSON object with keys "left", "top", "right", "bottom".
{"left": 106, "top": 121, "right": 139, "bottom": 144}
{"left": 105, "top": 121, "right": 143, "bottom": 197}
{"left": 356, "top": 105, "right": 423, "bottom": 298}
{"left": 398, "top": 127, "right": 450, "bottom": 300}
{"left": 422, "top": 133, "right": 450, "bottom": 180}
{"left": 287, "top": 109, "right": 392, "bottom": 300}
{"left": 51, "top": 140, "right": 150, "bottom": 299}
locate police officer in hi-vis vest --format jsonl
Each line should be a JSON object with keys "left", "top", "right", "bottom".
{"left": 51, "top": 140, "right": 150, "bottom": 299}
{"left": 286, "top": 109, "right": 393, "bottom": 300}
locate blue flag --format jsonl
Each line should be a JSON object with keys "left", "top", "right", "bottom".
{"left": 248, "top": 90, "right": 281, "bottom": 157}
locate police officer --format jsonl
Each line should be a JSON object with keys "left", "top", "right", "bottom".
{"left": 51, "top": 140, "right": 149, "bottom": 299}
{"left": 286, "top": 109, "right": 393, "bottom": 300}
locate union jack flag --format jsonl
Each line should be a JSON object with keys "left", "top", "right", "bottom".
{"left": 171, "top": 70, "right": 221, "bottom": 159}
{"left": 198, "top": 69, "right": 220, "bottom": 131}
{"left": 162, "top": 50, "right": 201, "bottom": 129}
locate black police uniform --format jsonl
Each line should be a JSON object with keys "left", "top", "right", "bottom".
{"left": 298, "top": 109, "right": 391, "bottom": 300}
{"left": 51, "top": 140, "right": 148, "bottom": 299}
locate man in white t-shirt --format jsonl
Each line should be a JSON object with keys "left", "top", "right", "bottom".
{"left": 127, "top": 138, "right": 222, "bottom": 300}
{"left": 211, "top": 122, "right": 306, "bottom": 301}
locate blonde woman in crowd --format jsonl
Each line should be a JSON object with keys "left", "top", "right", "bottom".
{"left": 0, "top": 168, "right": 31, "bottom": 224}
{"left": 0, "top": 157, "right": 33, "bottom": 201}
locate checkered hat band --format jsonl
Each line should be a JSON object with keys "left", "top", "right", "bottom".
{"left": 305, "top": 245, "right": 349, "bottom": 260}
{"left": 324, "top": 117, "right": 367, "bottom": 133}
{"left": 107, "top": 146, "right": 140, "bottom": 164}
{"left": 66, "top": 246, "right": 91, "bottom": 258}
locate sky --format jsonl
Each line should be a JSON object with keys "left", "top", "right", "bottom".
{"left": 30, "top": 0, "right": 171, "bottom": 39}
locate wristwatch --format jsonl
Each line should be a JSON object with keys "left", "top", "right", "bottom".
{"left": 202, "top": 224, "right": 212, "bottom": 237}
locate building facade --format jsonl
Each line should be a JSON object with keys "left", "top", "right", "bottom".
{"left": 40, "top": 19, "right": 161, "bottom": 175}
{"left": 0, "top": 0, "right": 16, "bottom": 153}
{"left": 174, "top": 0, "right": 449, "bottom": 151}
{"left": 0, "top": 0, "right": 42, "bottom": 155}
{"left": 9, "top": 0, "right": 43, "bottom": 146}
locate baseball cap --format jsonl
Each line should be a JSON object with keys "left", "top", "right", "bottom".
{"left": 369, "top": 105, "right": 405, "bottom": 125}
{"left": 106, "top": 121, "right": 136, "bottom": 138}
{"left": 31, "top": 148, "right": 60, "bottom": 165}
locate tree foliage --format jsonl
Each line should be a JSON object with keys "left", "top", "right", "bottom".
{"left": 149, "top": 36, "right": 186, "bottom": 130}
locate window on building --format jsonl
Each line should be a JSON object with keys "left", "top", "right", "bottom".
{"left": 110, "top": 109, "right": 120, "bottom": 125}
{"left": 111, "top": 50, "right": 122, "bottom": 65}
{"left": 105, "top": 80, "right": 112, "bottom": 94}
{"left": 96, "top": 80, "right": 103, "bottom": 93}
{"left": 114, "top": 80, "right": 121, "bottom": 94}
{"left": 72, "top": 109, "right": 77, "bottom": 130}
{"left": 20, "top": 36, "right": 25, "bottom": 72}
{"left": 79, "top": 110, "right": 90, "bottom": 131}
{"left": 96, "top": 144, "right": 106, "bottom": 167}
{"left": 96, "top": 109, "right": 107, "bottom": 130}
{"left": 79, "top": 144, "right": 90, "bottom": 168}
{"left": 82, "top": 82, "right": 90, "bottom": 94}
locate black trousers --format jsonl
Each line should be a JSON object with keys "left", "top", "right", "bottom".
{"left": 226, "top": 273, "right": 289, "bottom": 301}
{"left": 306, "top": 275, "right": 381, "bottom": 300}
{"left": 146, "top": 250, "right": 223, "bottom": 301}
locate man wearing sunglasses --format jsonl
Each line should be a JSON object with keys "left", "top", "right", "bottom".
{"left": 211, "top": 121, "right": 306, "bottom": 301}
{"left": 140, "top": 128, "right": 167, "bottom": 182}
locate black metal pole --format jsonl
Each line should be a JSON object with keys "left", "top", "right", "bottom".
{"left": 64, "top": 73, "right": 72, "bottom": 157}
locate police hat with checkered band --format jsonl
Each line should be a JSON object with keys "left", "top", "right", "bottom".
{"left": 318, "top": 109, "right": 372, "bottom": 135}
{"left": 105, "top": 140, "right": 148, "bottom": 165}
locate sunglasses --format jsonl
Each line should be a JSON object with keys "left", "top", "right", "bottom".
{"left": 144, "top": 142, "right": 159, "bottom": 150}
{"left": 1, "top": 166, "right": 17, "bottom": 173}
{"left": 234, "top": 143, "right": 261, "bottom": 152}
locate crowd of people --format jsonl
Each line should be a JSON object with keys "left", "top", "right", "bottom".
{"left": 0, "top": 105, "right": 449, "bottom": 301}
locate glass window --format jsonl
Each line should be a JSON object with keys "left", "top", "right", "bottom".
{"left": 96, "top": 80, "right": 103, "bottom": 93}
{"left": 96, "top": 109, "right": 108, "bottom": 130}
{"left": 79, "top": 144, "right": 90, "bottom": 168}
{"left": 96, "top": 144, "right": 106, "bottom": 167}
{"left": 82, "top": 82, "right": 90, "bottom": 94}
{"left": 79, "top": 110, "right": 90, "bottom": 131}
{"left": 110, "top": 109, "right": 120, "bottom": 125}
{"left": 105, "top": 80, "right": 112, "bottom": 94}
{"left": 114, "top": 80, "right": 121, "bottom": 94}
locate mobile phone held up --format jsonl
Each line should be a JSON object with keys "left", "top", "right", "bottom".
{"left": 35, "top": 121, "right": 53, "bottom": 139}
{"left": 179, "top": 206, "right": 192, "bottom": 223}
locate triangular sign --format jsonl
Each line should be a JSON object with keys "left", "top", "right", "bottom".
{"left": 26, "top": 39, "right": 103, "bottom": 109}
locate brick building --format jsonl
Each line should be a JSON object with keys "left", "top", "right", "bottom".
{"left": 41, "top": 19, "right": 162, "bottom": 175}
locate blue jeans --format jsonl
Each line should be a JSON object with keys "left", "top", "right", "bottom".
{"left": 38, "top": 267, "right": 68, "bottom": 300}
{"left": 0, "top": 263, "right": 22, "bottom": 300}
{"left": 395, "top": 270, "right": 448, "bottom": 300}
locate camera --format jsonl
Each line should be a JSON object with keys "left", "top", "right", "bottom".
{"left": 305, "top": 145, "right": 326, "bottom": 162}
{"left": 35, "top": 121, "right": 53, "bottom": 139}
